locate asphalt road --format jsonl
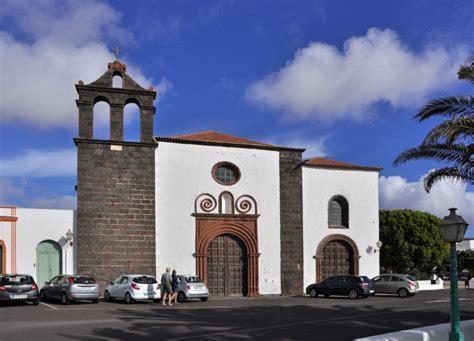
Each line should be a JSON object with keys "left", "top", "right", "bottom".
{"left": 1, "top": 289, "right": 474, "bottom": 340}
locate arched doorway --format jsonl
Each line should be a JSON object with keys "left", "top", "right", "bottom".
{"left": 36, "top": 241, "right": 62, "bottom": 286}
{"left": 207, "top": 234, "right": 248, "bottom": 296}
{"left": 315, "top": 234, "right": 360, "bottom": 282}
{"left": 0, "top": 240, "right": 5, "bottom": 274}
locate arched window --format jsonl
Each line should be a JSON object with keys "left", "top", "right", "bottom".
{"left": 328, "top": 195, "right": 349, "bottom": 228}
{"left": 93, "top": 100, "right": 110, "bottom": 140}
{"left": 124, "top": 102, "right": 140, "bottom": 142}
{"left": 112, "top": 73, "right": 123, "bottom": 88}
{"left": 219, "top": 192, "right": 234, "bottom": 214}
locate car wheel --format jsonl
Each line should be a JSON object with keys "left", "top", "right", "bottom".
{"left": 324, "top": 294, "right": 330, "bottom": 298}
{"left": 104, "top": 291, "right": 112, "bottom": 302}
{"left": 92, "top": 299, "right": 99, "bottom": 304}
{"left": 348, "top": 289, "right": 359, "bottom": 299}
{"left": 200, "top": 297, "right": 208, "bottom": 302}
{"left": 309, "top": 288, "right": 318, "bottom": 298}
{"left": 398, "top": 288, "right": 409, "bottom": 298}
{"left": 61, "top": 293, "right": 69, "bottom": 305}
{"left": 39, "top": 290, "right": 46, "bottom": 301}
{"left": 177, "top": 292, "right": 186, "bottom": 303}
{"left": 32, "top": 300, "right": 39, "bottom": 305}
{"left": 125, "top": 292, "right": 134, "bottom": 304}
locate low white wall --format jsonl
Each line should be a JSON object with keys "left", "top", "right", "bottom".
{"left": 418, "top": 280, "right": 444, "bottom": 291}
{"left": 355, "top": 320, "right": 474, "bottom": 341}
{"left": 16, "top": 208, "right": 75, "bottom": 281}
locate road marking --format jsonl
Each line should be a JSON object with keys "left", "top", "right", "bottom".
{"left": 425, "top": 298, "right": 474, "bottom": 303}
{"left": 39, "top": 302, "right": 59, "bottom": 311}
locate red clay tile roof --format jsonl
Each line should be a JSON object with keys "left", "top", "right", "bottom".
{"left": 304, "top": 157, "right": 382, "bottom": 172}
{"left": 154, "top": 130, "right": 305, "bottom": 152}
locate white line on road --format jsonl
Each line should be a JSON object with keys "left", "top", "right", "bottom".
{"left": 39, "top": 302, "right": 59, "bottom": 311}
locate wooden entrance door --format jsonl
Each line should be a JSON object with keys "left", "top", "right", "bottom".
{"left": 207, "top": 234, "right": 247, "bottom": 296}
{"left": 321, "top": 240, "right": 354, "bottom": 280}
{"left": 36, "top": 241, "right": 62, "bottom": 286}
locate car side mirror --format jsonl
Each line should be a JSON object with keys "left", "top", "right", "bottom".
{"left": 45, "top": 281, "right": 50, "bottom": 285}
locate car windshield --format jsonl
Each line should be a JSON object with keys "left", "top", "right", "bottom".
{"left": 133, "top": 276, "right": 157, "bottom": 284}
{"left": 73, "top": 276, "right": 96, "bottom": 284}
{"left": 185, "top": 276, "right": 203, "bottom": 283}
{"left": 1, "top": 275, "right": 34, "bottom": 285}
{"left": 406, "top": 275, "right": 417, "bottom": 281}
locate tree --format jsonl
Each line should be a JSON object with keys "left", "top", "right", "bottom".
{"left": 379, "top": 209, "right": 449, "bottom": 277}
{"left": 394, "top": 57, "right": 474, "bottom": 192}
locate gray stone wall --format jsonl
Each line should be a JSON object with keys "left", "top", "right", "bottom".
{"left": 279, "top": 150, "right": 304, "bottom": 295}
{"left": 76, "top": 140, "right": 156, "bottom": 284}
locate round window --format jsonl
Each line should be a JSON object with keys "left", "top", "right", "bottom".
{"left": 212, "top": 162, "right": 240, "bottom": 186}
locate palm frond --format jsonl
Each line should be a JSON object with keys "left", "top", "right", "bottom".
{"left": 422, "top": 116, "right": 474, "bottom": 144}
{"left": 393, "top": 143, "right": 473, "bottom": 167}
{"left": 414, "top": 96, "right": 474, "bottom": 121}
{"left": 424, "top": 167, "right": 474, "bottom": 192}
{"left": 458, "top": 56, "right": 474, "bottom": 83}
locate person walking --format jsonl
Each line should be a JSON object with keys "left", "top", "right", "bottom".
{"left": 170, "top": 269, "right": 179, "bottom": 304}
{"left": 161, "top": 267, "right": 173, "bottom": 306}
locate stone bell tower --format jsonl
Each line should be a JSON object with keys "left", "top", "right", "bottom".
{"left": 74, "top": 57, "right": 157, "bottom": 284}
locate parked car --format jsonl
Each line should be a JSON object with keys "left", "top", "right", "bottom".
{"left": 0, "top": 274, "right": 39, "bottom": 305}
{"left": 306, "top": 275, "right": 374, "bottom": 299}
{"left": 371, "top": 274, "right": 419, "bottom": 298}
{"left": 104, "top": 274, "right": 160, "bottom": 304}
{"left": 176, "top": 275, "right": 209, "bottom": 302}
{"left": 40, "top": 274, "right": 100, "bottom": 304}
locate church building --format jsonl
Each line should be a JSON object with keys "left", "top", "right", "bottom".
{"left": 0, "top": 58, "right": 381, "bottom": 296}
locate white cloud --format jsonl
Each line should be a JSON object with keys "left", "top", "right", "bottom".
{"left": 28, "top": 195, "right": 76, "bottom": 210}
{"left": 247, "top": 28, "right": 466, "bottom": 122}
{"left": 0, "top": 177, "right": 76, "bottom": 210}
{"left": 0, "top": 149, "right": 76, "bottom": 178}
{"left": 264, "top": 132, "right": 327, "bottom": 157}
{"left": 0, "top": 0, "right": 170, "bottom": 129}
{"left": 379, "top": 172, "right": 474, "bottom": 225}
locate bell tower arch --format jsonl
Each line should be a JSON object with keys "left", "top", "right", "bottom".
{"left": 74, "top": 57, "right": 157, "bottom": 285}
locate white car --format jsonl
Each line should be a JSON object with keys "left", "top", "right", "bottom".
{"left": 104, "top": 274, "right": 160, "bottom": 304}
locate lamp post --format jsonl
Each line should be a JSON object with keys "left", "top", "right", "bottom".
{"left": 439, "top": 208, "right": 469, "bottom": 341}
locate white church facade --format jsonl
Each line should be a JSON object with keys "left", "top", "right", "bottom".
{"left": 0, "top": 59, "right": 381, "bottom": 296}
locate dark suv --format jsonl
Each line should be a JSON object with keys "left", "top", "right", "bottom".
{"left": 306, "top": 275, "right": 374, "bottom": 299}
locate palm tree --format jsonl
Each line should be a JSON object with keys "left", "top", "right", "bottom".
{"left": 394, "top": 58, "right": 474, "bottom": 192}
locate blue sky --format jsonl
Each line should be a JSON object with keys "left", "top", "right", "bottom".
{"left": 0, "top": 0, "right": 472, "bottom": 232}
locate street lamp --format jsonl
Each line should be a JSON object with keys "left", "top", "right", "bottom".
{"left": 440, "top": 208, "right": 469, "bottom": 341}
{"left": 66, "top": 229, "right": 74, "bottom": 246}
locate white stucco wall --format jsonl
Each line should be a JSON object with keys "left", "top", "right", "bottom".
{"left": 457, "top": 239, "right": 474, "bottom": 251}
{"left": 155, "top": 142, "right": 281, "bottom": 294}
{"left": 15, "top": 208, "right": 75, "bottom": 281}
{"left": 302, "top": 167, "right": 380, "bottom": 289}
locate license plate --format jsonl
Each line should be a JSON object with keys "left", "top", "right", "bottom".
{"left": 369, "top": 290, "right": 375, "bottom": 293}
{"left": 11, "top": 294, "right": 27, "bottom": 299}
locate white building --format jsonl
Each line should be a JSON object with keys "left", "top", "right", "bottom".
{"left": 0, "top": 59, "right": 381, "bottom": 296}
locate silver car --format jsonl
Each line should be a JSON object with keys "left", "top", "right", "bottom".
{"left": 104, "top": 274, "right": 160, "bottom": 304}
{"left": 176, "top": 275, "right": 209, "bottom": 302}
{"left": 40, "top": 274, "right": 100, "bottom": 304}
{"left": 371, "top": 274, "right": 419, "bottom": 298}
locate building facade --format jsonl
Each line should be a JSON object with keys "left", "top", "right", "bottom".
{"left": 0, "top": 60, "right": 381, "bottom": 294}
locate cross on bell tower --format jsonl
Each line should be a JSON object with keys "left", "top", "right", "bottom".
{"left": 113, "top": 46, "right": 121, "bottom": 60}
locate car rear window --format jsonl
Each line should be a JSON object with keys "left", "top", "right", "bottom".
{"left": 359, "top": 276, "right": 371, "bottom": 283}
{"left": 185, "top": 276, "right": 203, "bottom": 283}
{"left": 406, "top": 275, "right": 417, "bottom": 281}
{"left": 1, "top": 275, "right": 35, "bottom": 285}
{"left": 72, "top": 276, "right": 96, "bottom": 284}
{"left": 133, "top": 276, "right": 157, "bottom": 284}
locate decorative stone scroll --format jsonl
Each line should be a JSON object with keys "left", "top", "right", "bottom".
{"left": 194, "top": 192, "right": 257, "bottom": 215}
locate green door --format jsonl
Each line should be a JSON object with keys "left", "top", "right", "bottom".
{"left": 36, "top": 241, "right": 62, "bottom": 286}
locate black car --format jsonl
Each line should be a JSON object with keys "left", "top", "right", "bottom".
{"left": 0, "top": 274, "right": 39, "bottom": 305}
{"left": 306, "top": 275, "right": 374, "bottom": 299}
